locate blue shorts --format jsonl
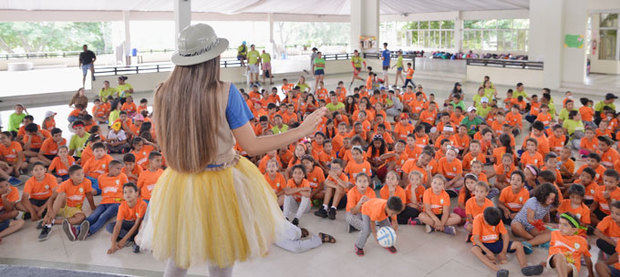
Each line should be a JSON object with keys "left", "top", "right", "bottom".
{"left": 608, "top": 264, "right": 620, "bottom": 277}
{"left": 397, "top": 67, "right": 403, "bottom": 71}
{"left": 314, "top": 69, "right": 324, "bottom": 75}
{"left": 480, "top": 239, "right": 515, "bottom": 255}
{"left": 0, "top": 219, "right": 9, "bottom": 233}
{"left": 81, "top": 64, "right": 93, "bottom": 76}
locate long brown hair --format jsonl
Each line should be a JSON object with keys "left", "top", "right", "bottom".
{"left": 154, "top": 57, "right": 222, "bottom": 173}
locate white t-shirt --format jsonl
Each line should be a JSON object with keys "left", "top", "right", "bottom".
{"left": 107, "top": 129, "right": 127, "bottom": 141}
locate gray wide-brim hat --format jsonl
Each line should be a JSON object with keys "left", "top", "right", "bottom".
{"left": 171, "top": 23, "right": 229, "bottom": 66}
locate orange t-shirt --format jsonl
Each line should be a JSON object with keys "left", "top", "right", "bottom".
{"left": 601, "top": 148, "right": 620, "bottom": 168}
{"left": 437, "top": 157, "right": 463, "bottom": 179}
{"left": 131, "top": 145, "right": 156, "bottom": 169}
{"left": 423, "top": 188, "right": 450, "bottom": 215}
{"left": 361, "top": 198, "right": 389, "bottom": 222}
{"left": 520, "top": 151, "right": 543, "bottom": 168}
{"left": 505, "top": 112, "right": 522, "bottom": 128}
{"left": 557, "top": 199, "right": 591, "bottom": 236}
{"left": 285, "top": 179, "right": 310, "bottom": 199}
{"left": 80, "top": 145, "right": 93, "bottom": 166}
{"left": 462, "top": 152, "right": 485, "bottom": 172}
{"left": 465, "top": 198, "right": 494, "bottom": 221}
{"left": 579, "top": 136, "right": 599, "bottom": 152}
{"left": 258, "top": 155, "right": 282, "bottom": 173}
{"left": 419, "top": 110, "right": 437, "bottom": 125}
{"left": 39, "top": 137, "right": 67, "bottom": 156}
{"left": 405, "top": 184, "right": 425, "bottom": 204}
{"left": 472, "top": 214, "right": 507, "bottom": 245}
{"left": 346, "top": 187, "right": 376, "bottom": 212}
{"left": 594, "top": 187, "right": 620, "bottom": 214}
{"left": 548, "top": 231, "right": 591, "bottom": 272}
{"left": 23, "top": 129, "right": 51, "bottom": 149}
{"left": 306, "top": 166, "right": 325, "bottom": 189}
{"left": 23, "top": 173, "right": 58, "bottom": 200}
{"left": 121, "top": 102, "right": 137, "bottom": 114}
{"left": 92, "top": 104, "right": 107, "bottom": 118}
{"left": 579, "top": 106, "right": 594, "bottom": 122}
{"left": 379, "top": 185, "right": 407, "bottom": 201}
{"left": 264, "top": 172, "right": 286, "bottom": 194}
{"left": 57, "top": 178, "right": 93, "bottom": 208}
{"left": 121, "top": 164, "right": 143, "bottom": 183}
{"left": 83, "top": 154, "right": 114, "bottom": 179}
{"left": 535, "top": 112, "right": 552, "bottom": 126}
{"left": 344, "top": 160, "right": 372, "bottom": 179}
{"left": 499, "top": 186, "right": 529, "bottom": 212}
{"left": 98, "top": 173, "right": 128, "bottom": 204}
{"left": 116, "top": 199, "right": 148, "bottom": 221}
{"left": 0, "top": 186, "right": 19, "bottom": 209}
{"left": 0, "top": 141, "right": 23, "bottom": 163}
{"left": 548, "top": 134, "right": 566, "bottom": 153}
{"left": 48, "top": 156, "right": 76, "bottom": 176}
{"left": 137, "top": 169, "right": 163, "bottom": 200}
{"left": 597, "top": 216, "right": 620, "bottom": 243}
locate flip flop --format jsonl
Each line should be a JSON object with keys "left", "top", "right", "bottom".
{"left": 319, "top": 232, "right": 336, "bottom": 243}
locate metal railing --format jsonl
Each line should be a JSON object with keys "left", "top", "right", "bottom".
{"left": 466, "top": 58, "right": 543, "bottom": 70}
{"left": 0, "top": 49, "right": 177, "bottom": 60}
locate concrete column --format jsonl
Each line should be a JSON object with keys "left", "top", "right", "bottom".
{"left": 174, "top": 0, "right": 192, "bottom": 47}
{"left": 123, "top": 10, "right": 132, "bottom": 65}
{"left": 560, "top": 0, "right": 588, "bottom": 85}
{"left": 268, "top": 13, "right": 275, "bottom": 58}
{"left": 350, "top": 0, "right": 380, "bottom": 53}
{"left": 454, "top": 12, "right": 463, "bottom": 52}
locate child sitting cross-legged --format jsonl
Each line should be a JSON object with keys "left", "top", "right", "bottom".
{"left": 137, "top": 151, "right": 163, "bottom": 204}
{"left": 471, "top": 207, "right": 544, "bottom": 277}
{"left": 106, "top": 182, "right": 147, "bottom": 254}
{"left": 354, "top": 196, "right": 403, "bottom": 256}
{"left": 0, "top": 177, "right": 25, "bottom": 240}
{"left": 419, "top": 174, "right": 462, "bottom": 235}
{"left": 544, "top": 212, "right": 594, "bottom": 276}
{"left": 315, "top": 159, "right": 350, "bottom": 220}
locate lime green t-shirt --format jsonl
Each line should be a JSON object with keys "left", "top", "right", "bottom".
{"left": 476, "top": 105, "right": 492, "bottom": 118}
{"left": 297, "top": 83, "right": 310, "bottom": 93}
{"left": 562, "top": 119, "right": 584, "bottom": 135}
{"left": 260, "top": 53, "right": 271, "bottom": 63}
{"left": 351, "top": 56, "right": 364, "bottom": 68}
{"left": 99, "top": 87, "right": 117, "bottom": 101}
{"left": 313, "top": 58, "right": 325, "bottom": 70}
{"left": 594, "top": 101, "right": 616, "bottom": 112}
{"left": 247, "top": 50, "right": 260, "bottom": 65}
{"left": 237, "top": 45, "right": 247, "bottom": 55}
{"left": 326, "top": 102, "right": 345, "bottom": 112}
{"left": 513, "top": 90, "right": 528, "bottom": 99}
{"left": 8, "top": 112, "right": 26, "bottom": 132}
{"left": 69, "top": 133, "right": 91, "bottom": 157}
{"left": 116, "top": 83, "right": 133, "bottom": 98}
{"left": 558, "top": 108, "right": 576, "bottom": 122}
{"left": 396, "top": 56, "right": 403, "bottom": 68}
{"left": 271, "top": 124, "right": 289, "bottom": 135}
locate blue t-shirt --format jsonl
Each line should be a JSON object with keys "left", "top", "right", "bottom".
{"left": 382, "top": 49, "right": 391, "bottom": 66}
{"left": 226, "top": 84, "right": 254, "bottom": 130}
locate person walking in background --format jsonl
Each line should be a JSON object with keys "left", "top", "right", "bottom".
{"left": 237, "top": 41, "right": 247, "bottom": 67}
{"left": 313, "top": 52, "right": 325, "bottom": 92}
{"left": 79, "top": 45, "right": 96, "bottom": 86}
{"left": 305, "top": 47, "right": 318, "bottom": 76}
{"left": 381, "top": 43, "right": 391, "bottom": 87}
{"left": 247, "top": 44, "right": 261, "bottom": 86}
{"left": 261, "top": 50, "right": 273, "bottom": 85}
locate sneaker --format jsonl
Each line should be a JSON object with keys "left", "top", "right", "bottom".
{"left": 23, "top": 212, "right": 31, "bottom": 220}
{"left": 425, "top": 224, "right": 433, "bottom": 233}
{"left": 292, "top": 218, "right": 299, "bottom": 226}
{"left": 133, "top": 244, "right": 140, "bottom": 253}
{"left": 77, "top": 221, "right": 90, "bottom": 240}
{"left": 443, "top": 226, "right": 456, "bottom": 236}
{"left": 466, "top": 233, "right": 472, "bottom": 243}
{"left": 497, "top": 269, "right": 509, "bottom": 277}
{"left": 328, "top": 207, "right": 336, "bottom": 220}
{"left": 8, "top": 176, "right": 22, "bottom": 186}
{"left": 38, "top": 226, "right": 52, "bottom": 241}
{"left": 522, "top": 241, "right": 533, "bottom": 255}
{"left": 36, "top": 220, "right": 45, "bottom": 230}
{"left": 521, "top": 265, "right": 544, "bottom": 276}
{"left": 408, "top": 218, "right": 421, "bottom": 226}
{"left": 355, "top": 246, "right": 365, "bottom": 256}
{"left": 62, "top": 219, "right": 77, "bottom": 241}
{"left": 314, "top": 208, "right": 328, "bottom": 218}
{"left": 385, "top": 246, "right": 397, "bottom": 254}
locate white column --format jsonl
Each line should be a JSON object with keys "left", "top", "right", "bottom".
{"left": 454, "top": 12, "right": 463, "bottom": 52}
{"left": 560, "top": 0, "right": 588, "bottom": 85}
{"left": 123, "top": 10, "right": 132, "bottom": 65}
{"left": 174, "top": 0, "right": 192, "bottom": 47}
{"left": 268, "top": 13, "right": 275, "bottom": 58}
{"left": 350, "top": 0, "right": 380, "bottom": 53}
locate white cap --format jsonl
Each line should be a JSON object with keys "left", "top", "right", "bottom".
{"left": 467, "top": 106, "right": 476, "bottom": 112}
{"left": 45, "top": 111, "right": 57, "bottom": 118}
{"left": 481, "top": 97, "right": 489, "bottom": 103}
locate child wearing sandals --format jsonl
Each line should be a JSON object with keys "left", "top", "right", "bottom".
{"left": 544, "top": 212, "right": 594, "bottom": 277}
{"left": 511, "top": 183, "right": 559, "bottom": 254}
{"left": 354, "top": 196, "right": 403, "bottom": 256}
{"left": 419, "top": 174, "right": 461, "bottom": 235}
{"left": 275, "top": 221, "right": 335, "bottom": 254}
{"left": 345, "top": 173, "right": 375, "bottom": 233}
{"left": 471, "top": 207, "right": 544, "bottom": 277}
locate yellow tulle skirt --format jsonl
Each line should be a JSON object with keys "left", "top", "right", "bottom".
{"left": 137, "top": 156, "right": 288, "bottom": 269}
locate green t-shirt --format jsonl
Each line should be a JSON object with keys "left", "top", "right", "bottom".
{"left": 594, "top": 101, "right": 616, "bottom": 112}
{"left": 247, "top": 50, "right": 260, "bottom": 65}
{"left": 476, "top": 105, "right": 492, "bottom": 118}
{"left": 313, "top": 58, "right": 325, "bottom": 70}
{"left": 8, "top": 112, "right": 26, "bottom": 132}
{"left": 558, "top": 108, "right": 576, "bottom": 122}
{"left": 99, "top": 87, "right": 117, "bottom": 101}
{"left": 461, "top": 116, "right": 484, "bottom": 135}
{"left": 297, "top": 83, "right": 310, "bottom": 93}
{"left": 513, "top": 90, "right": 528, "bottom": 99}
{"left": 473, "top": 94, "right": 483, "bottom": 106}
{"left": 562, "top": 119, "right": 584, "bottom": 135}
{"left": 483, "top": 88, "right": 495, "bottom": 99}
{"left": 326, "top": 102, "right": 345, "bottom": 112}
{"left": 116, "top": 83, "right": 133, "bottom": 98}
{"left": 351, "top": 56, "right": 364, "bottom": 68}
{"left": 108, "top": 110, "right": 120, "bottom": 126}
{"left": 271, "top": 124, "right": 289, "bottom": 135}
{"left": 237, "top": 45, "right": 247, "bottom": 55}
{"left": 396, "top": 56, "right": 403, "bottom": 68}
{"left": 260, "top": 53, "right": 271, "bottom": 63}
{"left": 69, "top": 133, "right": 91, "bottom": 157}
{"left": 451, "top": 100, "right": 466, "bottom": 111}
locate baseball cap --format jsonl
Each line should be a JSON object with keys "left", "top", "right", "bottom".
{"left": 467, "top": 106, "right": 477, "bottom": 112}
{"left": 605, "top": 93, "right": 618, "bottom": 100}
{"left": 481, "top": 97, "right": 489, "bottom": 103}
{"left": 45, "top": 111, "right": 57, "bottom": 118}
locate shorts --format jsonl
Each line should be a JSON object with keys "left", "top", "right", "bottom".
{"left": 546, "top": 254, "right": 577, "bottom": 275}
{"left": 382, "top": 65, "right": 390, "bottom": 71}
{"left": 479, "top": 240, "right": 515, "bottom": 255}
{"left": 57, "top": 206, "right": 83, "bottom": 218}
{"left": 81, "top": 64, "right": 93, "bottom": 76}
{"left": 314, "top": 69, "right": 324, "bottom": 75}
{"left": 0, "top": 219, "right": 9, "bottom": 232}
{"left": 248, "top": 64, "right": 259, "bottom": 73}
{"left": 607, "top": 264, "right": 620, "bottom": 277}
{"left": 397, "top": 67, "right": 403, "bottom": 71}
{"left": 593, "top": 208, "right": 607, "bottom": 221}
{"left": 237, "top": 54, "right": 246, "bottom": 60}
{"left": 30, "top": 148, "right": 40, "bottom": 153}
{"left": 30, "top": 198, "right": 48, "bottom": 207}
{"left": 44, "top": 154, "right": 56, "bottom": 161}
{"left": 262, "top": 62, "right": 271, "bottom": 71}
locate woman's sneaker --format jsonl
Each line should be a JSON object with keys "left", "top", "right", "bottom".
{"left": 328, "top": 207, "right": 336, "bottom": 220}
{"left": 355, "top": 246, "right": 364, "bottom": 256}
{"left": 77, "top": 221, "right": 90, "bottom": 240}
{"left": 314, "top": 208, "right": 328, "bottom": 218}
{"left": 443, "top": 226, "right": 456, "bottom": 236}
{"left": 62, "top": 219, "right": 77, "bottom": 241}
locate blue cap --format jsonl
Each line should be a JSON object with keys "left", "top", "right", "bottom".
{"left": 242, "top": 41, "right": 246, "bottom": 45}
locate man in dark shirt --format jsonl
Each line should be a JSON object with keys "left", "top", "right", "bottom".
{"left": 79, "top": 44, "right": 96, "bottom": 85}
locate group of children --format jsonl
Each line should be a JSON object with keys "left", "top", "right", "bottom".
{"left": 1, "top": 70, "right": 620, "bottom": 276}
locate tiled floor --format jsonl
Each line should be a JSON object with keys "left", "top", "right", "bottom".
{"left": 0, "top": 73, "right": 606, "bottom": 276}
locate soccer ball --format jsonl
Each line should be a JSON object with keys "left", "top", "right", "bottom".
{"left": 376, "top": 226, "right": 396, "bottom": 247}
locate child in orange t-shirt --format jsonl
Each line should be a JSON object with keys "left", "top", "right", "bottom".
{"left": 498, "top": 170, "right": 529, "bottom": 223}
{"left": 405, "top": 171, "right": 425, "bottom": 222}
{"left": 137, "top": 151, "right": 163, "bottom": 203}
{"left": 590, "top": 169, "right": 620, "bottom": 225}
{"left": 456, "top": 174, "right": 478, "bottom": 220}
{"left": 315, "top": 159, "right": 350, "bottom": 220}
{"left": 548, "top": 125, "right": 566, "bottom": 154}
{"left": 464, "top": 182, "right": 493, "bottom": 234}
{"left": 345, "top": 173, "right": 376, "bottom": 233}
{"left": 0, "top": 178, "right": 24, "bottom": 239}
{"left": 121, "top": 153, "right": 142, "bottom": 184}
{"left": 48, "top": 146, "right": 76, "bottom": 182}
{"left": 0, "top": 131, "right": 26, "bottom": 178}
{"left": 39, "top": 165, "right": 96, "bottom": 241}
{"left": 419, "top": 175, "right": 462, "bottom": 235}
{"left": 579, "top": 127, "right": 599, "bottom": 156}
{"left": 354, "top": 196, "right": 403, "bottom": 256}
{"left": 557, "top": 184, "right": 591, "bottom": 237}
{"left": 471, "top": 207, "right": 543, "bottom": 276}
{"left": 437, "top": 147, "right": 463, "bottom": 193}
{"left": 130, "top": 137, "right": 157, "bottom": 170}
{"left": 35, "top": 128, "right": 66, "bottom": 166}
{"left": 493, "top": 153, "right": 516, "bottom": 190}
{"left": 17, "top": 162, "right": 58, "bottom": 222}
{"left": 106, "top": 182, "right": 147, "bottom": 254}
{"left": 546, "top": 213, "right": 593, "bottom": 276}
{"left": 301, "top": 155, "right": 325, "bottom": 200}
{"left": 344, "top": 146, "right": 372, "bottom": 182}
{"left": 120, "top": 96, "right": 138, "bottom": 116}
{"left": 82, "top": 142, "right": 113, "bottom": 195}
{"left": 380, "top": 171, "right": 418, "bottom": 224}
{"left": 263, "top": 159, "right": 286, "bottom": 206}
{"left": 593, "top": 201, "right": 620, "bottom": 261}
{"left": 283, "top": 165, "right": 311, "bottom": 226}
{"left": 521, "top": 138, "right": 544, "bottom": 169}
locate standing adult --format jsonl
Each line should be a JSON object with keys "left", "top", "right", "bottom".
{"left": 261, "top": 50, "right": 273, "bottom": 85}
{"left": 350, "top": 50, "right": 366, "bottom": 88}
{"left": 392, "top": 50, "right": 404, "bottom": 87}
{"left": 237, "top": 41, "right": 247, "bottom": 67}
{"left": 381, "top": 43, "right": 391, "bottom": 87}
{"left": 313, "top": 52, "right": 325, "bottom": 92}
{"left": 307, "top": 47, "right": 318, "bottom": 76}
{"left": 137, "top": 23, "right": 327, "bottom": 277}
{"left": 79, "top": 44, "right": 97, "bottom": 86}
{"left": 247, "top": 44, "right": 261, "bottom": 86}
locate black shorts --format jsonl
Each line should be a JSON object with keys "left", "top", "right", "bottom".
{"left": 0, "top": 219, "right": 9, "bottom": 232}
{"left": 382, "top": 65, "right": 389, "bottom": 71}
{"left": 593, "top": 207, "right": 607, "bottom": 221}
{"left": 44, "top": 154, "right": 56, "bottom": 160}
{"left": 30, "top": 198, "right": 48, "bottom": 207}
{"left": 479, "top": 239, "right": 515, "bottom": 255}
{"left": 30, "top": 148, "right": 40, "bottom": 153}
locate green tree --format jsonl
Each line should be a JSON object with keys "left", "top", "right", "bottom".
{"left": 0, "top": 22, "right": 111, "bottom": 53}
